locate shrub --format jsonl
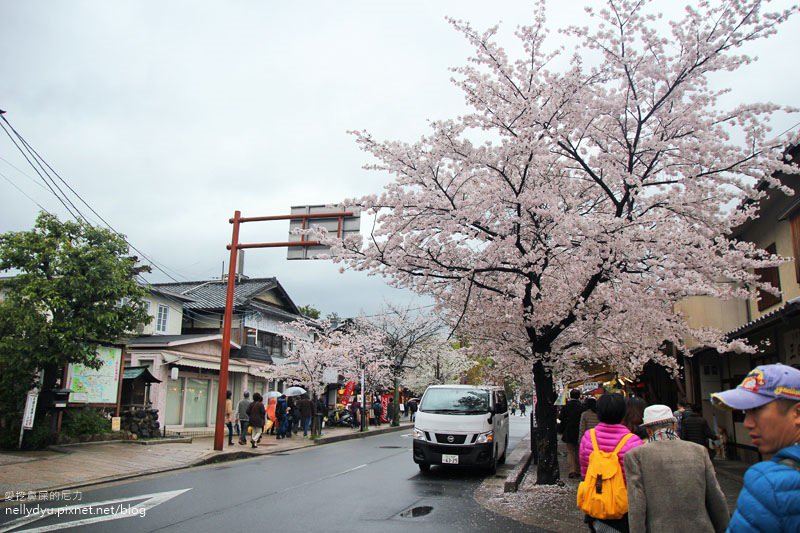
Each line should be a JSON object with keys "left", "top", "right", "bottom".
{"left": 62, "top": 408, "right": 110, "bottom": 438}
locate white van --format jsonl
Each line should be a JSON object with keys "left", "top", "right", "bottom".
{"left": 412, "top": 385, "right": 509, "bottom": 473}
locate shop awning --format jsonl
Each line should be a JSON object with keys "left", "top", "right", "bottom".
{"left": 162, "top": 353, "right": 250, "bottom": 374}
{"left": 567, "top": 370, "right": 616, "bottom": 390}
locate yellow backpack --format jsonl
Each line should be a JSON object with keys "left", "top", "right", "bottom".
{"left": 576, "top": 429, "right": 633, "bottom": 520}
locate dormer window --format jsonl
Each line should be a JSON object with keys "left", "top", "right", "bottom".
{"left": 156, "top": 304, "right": 169, "bottom": 334}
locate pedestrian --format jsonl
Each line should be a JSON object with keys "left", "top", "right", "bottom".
{"left": 297, "top": 394, "right": 314, "bottom": 438}
{"left": 313, "top": 394, "right": 326, "bottom": 437}
{"left": 276, "top": 394, "right": 288, "bottom": 439}
{"left": 680, "top": 405, "right": 718, "bottom": 458}
{"left": 578, "top": 397, "right": 600, "bottom": 445}
{"left": 351, "top": 398, "right": 361, "bottom": 430}
{"left": 624, "top": 404, "right": 729, "bottom": 533}
{"left": 579, "top": 392, "right": 643, "bottom": 533}
{"left": 520, "top": 402, "right": 526, "bottom": 416}
{"left": 409, "top": 398, "right": 418, "bottom": 422}
{"left": 236, "top": 391, "right": 252, "bottom": 445}
{"left": 511, "top": 401, "right": 517, "bottom": 416}
{"left": 225, "top": 390, "right": 234, "bottom": 445}
{"left": 247, "top": 392, "right": 266, "bottom": 448}
{"left": 372, "top": 397, "right": 383, "bottom": 427}
{"left": 558, "top": 388, "right": 584, "bottom": 479}
{"left": 286, "top": 396, "right": 296, "bottom": 437}
{"left": 623, "top": 396, "right": 649, "bottom": 441}
{"left": 673, "top": 399, "right": 689, "bottom": 437}
{"left": 266, "top": 396, "right": 277, "bottom": 435}
{"left": 712, "top": 364, "right": 800, "bottom": 532}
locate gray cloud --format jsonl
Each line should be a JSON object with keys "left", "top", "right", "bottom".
{"left": 1, "top": 0, "right": 798, "bottom": 318}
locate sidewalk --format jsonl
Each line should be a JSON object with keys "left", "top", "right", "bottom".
{"left": 0, "top": 421, "right": 413, "bottom": 499}
{"left": 477, "top": 439, "right": 747, "bottom": 533}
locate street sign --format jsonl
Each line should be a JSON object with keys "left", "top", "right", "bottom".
{"left": 287, "top": 205, "right": 361, "bottom": 260}
{"left": 22, "top": 391, "right": 38, "bottom": 430}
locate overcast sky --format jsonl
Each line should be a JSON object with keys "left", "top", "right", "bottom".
{"left": 1, "top": 1, "right": 798, "bottom": 319}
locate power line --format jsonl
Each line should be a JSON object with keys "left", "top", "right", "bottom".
{"left": 0, "top": 155, "right": 50, "bottom": 192}
{"left": 0, "top": 170, "right": 51, "bottom": 214}
{"left": 0, "top": 113, "right": 189, "bottom": 285}
{"left": 0, "top": 119, "right": 86, "bottom": 223}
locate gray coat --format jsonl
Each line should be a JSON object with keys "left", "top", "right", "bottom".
{"left": 624, "top": 438, "right": 729, "bottom": 533}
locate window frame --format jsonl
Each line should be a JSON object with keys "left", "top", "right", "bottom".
{"left": 156, "top": 304, "right": 169, "bottom": 334}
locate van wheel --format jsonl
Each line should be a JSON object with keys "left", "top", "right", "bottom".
{"left": 418, "top": 462, "right": 430, "bottom": 472}
{"left": 485, "top": 447, "right": 497, "bottom": 475}
{"left": 498, "top": 436, "right": 508, "bottom": 465}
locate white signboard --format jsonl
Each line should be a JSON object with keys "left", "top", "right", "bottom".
{"left": 66, "top": 345, "right": 123, "bottom": 404}
{"left": 22, "top": 392, "right": 38, "bottom": 429}
{"left": 287, "top": 205, "right": 361, "bottom": 260}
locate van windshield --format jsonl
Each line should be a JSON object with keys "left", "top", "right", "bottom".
{"left": 419, "top": 388, "right": 490, "bottom": 414}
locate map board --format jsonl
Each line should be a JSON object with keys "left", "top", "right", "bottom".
{"left": 66, "top": 345, "right": 123, "bottom": 404}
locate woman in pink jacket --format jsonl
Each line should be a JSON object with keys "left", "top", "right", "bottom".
{"left": 579, "top": 393, "right": 643, "bottom": 532}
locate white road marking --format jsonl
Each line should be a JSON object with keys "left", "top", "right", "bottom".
{"left": 0, "top": 488, "right": 191, "bottom": 532}
{"left": 276, "top": 464, "right": 367, "bottom": 494}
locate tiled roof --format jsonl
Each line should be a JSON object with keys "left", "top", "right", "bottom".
{"left": 727, "top": 296, "right": 800, "bottom": 339}
{"left": 153, "top": 278, "right": 277, "bottom": 310}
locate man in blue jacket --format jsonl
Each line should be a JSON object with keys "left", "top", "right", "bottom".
{"left": 712, "top": 364, "right": 800, "bottom": 532}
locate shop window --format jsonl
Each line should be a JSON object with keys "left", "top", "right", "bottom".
{"left": 756, "top": 243, "right": 782, "bottom": 311}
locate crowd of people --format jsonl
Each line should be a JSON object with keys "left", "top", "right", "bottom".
{"left": 224, "top": 391, "right": 329, "bottom": 448}
{"left": 560, "top": 363, "right": 800, "bottom": 533}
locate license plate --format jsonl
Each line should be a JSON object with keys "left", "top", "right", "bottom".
{"left": 441, "top": 454, "right": 459, "bottom": 464}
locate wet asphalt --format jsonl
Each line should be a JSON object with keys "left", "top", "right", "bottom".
{"left": 0, "top": 416, "right": 543, "bottom": 533}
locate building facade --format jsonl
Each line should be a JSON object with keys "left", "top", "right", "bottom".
{"left": 679, "top": 150, "right": 800, "bottom": 462}
{"left": 126, "top": 277, "right": 314, "bottom": 434}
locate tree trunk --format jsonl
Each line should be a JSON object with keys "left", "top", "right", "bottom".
{"left": 532, "top": 360, "right": 560, "bottom": 484}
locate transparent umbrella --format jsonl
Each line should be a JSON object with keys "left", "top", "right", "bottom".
{"left": 265, "top": 391, "right": 281, "bottom": 399}
{"left": 284, "top": 386, "right": 307, "bottom": 397}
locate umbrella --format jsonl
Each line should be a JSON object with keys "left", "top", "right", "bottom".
{"left": 265, "top": 391, "right": 281, "bottom": 399}
{"left": 284, "top": 386, "right": 307, "bottom": 397}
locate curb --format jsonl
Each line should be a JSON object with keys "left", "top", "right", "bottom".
{"left": 4, "top": 423, "right": 414, "bottom": 498}
{"left": 503, "top": 433, "right": 533, "bottom": 493}
{"left": 314, "top": 424, "right": 410, "bottom": 445}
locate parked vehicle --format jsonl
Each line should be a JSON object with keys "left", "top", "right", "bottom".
{"left": 412, "top": 385, "right": 509, "bottom": 474}
{"left": 326, "top": 408, "right": 355, "bottom": 427}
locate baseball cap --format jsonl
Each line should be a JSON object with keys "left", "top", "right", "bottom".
{"left": 711, "top": 364, "right": 800, "bottom": 410}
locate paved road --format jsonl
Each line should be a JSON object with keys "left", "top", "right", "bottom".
{"left": 1, "top": 416, "right": 538, "bottom": 533}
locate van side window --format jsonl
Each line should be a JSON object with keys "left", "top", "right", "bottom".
{"left": 495, "top": 391, "right": 508, "bottom": 413}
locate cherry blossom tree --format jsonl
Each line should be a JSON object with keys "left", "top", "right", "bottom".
{"left": 368, "top": 303, "right": 446, "bottom": 425}
{"left": 402, "top": 341, "right": 475, "bottom": 393}
{"left": 276, "top": 317, "right": 390, "bottom": 403}
{"left": 329, "top": 0, "right": 799, "bottom": 483}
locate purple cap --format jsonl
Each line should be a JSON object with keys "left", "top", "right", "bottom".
{"left": 711, "top": 364, "right": 800, "bottom": 410}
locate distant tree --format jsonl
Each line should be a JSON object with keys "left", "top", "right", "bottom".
{"left": 368, "top": 304, "right": 444, "bottom": 425}
{"left": 325, "top": 312, "right": 341, "bottom": 327}
{"left": 297, "top": 304, "right": 321, "bottom": 319}
{"left": 0, "top": 212, "right": 150, "bottom": 444}
{"left": 402, "top": 342, "right": 475, "bottom": 392}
